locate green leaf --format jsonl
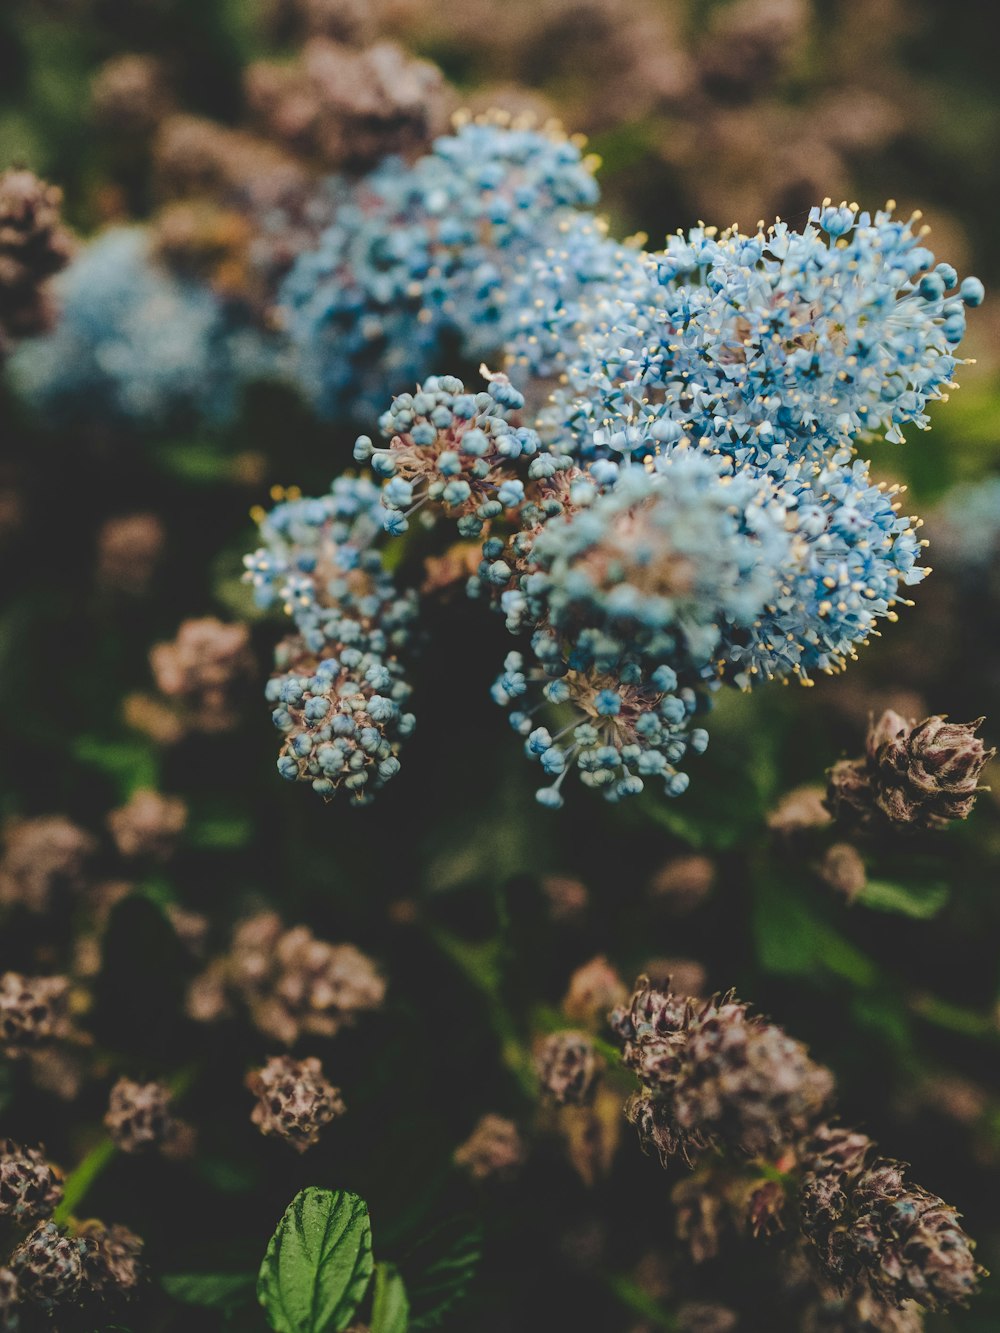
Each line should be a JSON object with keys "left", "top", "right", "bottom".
{"left": 753, "top": 878, "right": 876, "bottom": 988}
{"left": 187, "top": 814, "right": 254, "bottom": 850}
{"left": 163, "top": 1273, "right": 256, "bottom": 1311}
{"left": 257, "top": 1188, "right": 374, "bottom": 1333}
{"left": 856, "top": 879, "right": 950, "bottom": 920}
{"left": 406, "top": 1217, "right": 482, "bottom": 1331}
{"left": 370, "top": 1263, "right": 409, "bottom": 1333}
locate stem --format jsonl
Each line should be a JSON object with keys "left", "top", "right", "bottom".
{"left": 427, "top": 926, "right": 538, "bottom": 1097}
{"left": 604, "top": 1272, "right": 678, "bottom": 1330}
{"left": 53, "top": 1137, "right": 117, "bottom": 1223}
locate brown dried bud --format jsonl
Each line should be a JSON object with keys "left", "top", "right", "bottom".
{"left": 247, "top": 1055, "right": 345, "bottom": 1153}
{"left": 0, "top": 1141, "right": 63, "bottom": 1225}
{"left": 91, "top": 54, "right": 172, "bottom": 135}
{"left": 815, "top": 843, "right": 867, "bottom": 902}
{"left": 535, "top": 1031, "right": 602, "bottom": 1106}
{"left": 104, "top": 1078, "right": 180, "bottom": 1155}
{"left": 8, "top": 1222, "right": 86, "bottom": 1310}
{"left": 245, "top": 38, "right": 449, "bottom": 170}
{"left": 150, "top": 618, "right": 255, "bottom": 733}
{"left": 0, "top": 974, "right": 71, "bottom": 1057}
{"left": 561, "top": 956, "right": 627, "bottom": 1030}
{"left": 0, "top": 1268, "right": 18, "bottom": 1330}
{"left": 851, "top": 1160, "right": 981, "bottom": 1310}
{"left": 123, "top": 691, "right": 187, "bottom": 746}
{"left": 828, "top": 712, "right": 995, "bottom": 831}
{"left": 676, "top": 1301, "right": 739, "bottom": 1333}
{"left": 95, "top": 513, "right": 165, "bottom": 595}
{"left": 0, "top": 816, "right": 95, "bottom": 913}
{"left": 78, "top": 1220, "right": 144, "bottom": 1295}
{"left": 673, "top": 1170, "right": 727, "bottom": 1262}
{"left": 540, "top": 874, "right": 588, "bottom": 922}
{"left": 106, "top": 789, "right": 187, "bottom": 861}
{"left": 0, "top": 169, "right": 74, "bottom": 354}
{"left": 647, "top": 854, "right": 715, "bottom": 911}
{"left": 799, "top": 1124, "right": 874, "bottom": 1276}
{"left": 613, "top": 981, "right": 833, "bottom": 1164}
{"left": 454, "top": 1114, "right": 526, "bottom": 1181}
{"left": 640, "top": 957, "right": 708, "bottom": 1000}
{"left": 768, "top": 785, "right": 834, "bottom": 836}
{"left": 188, "top": 912, "right": 385, "bottom": 1044}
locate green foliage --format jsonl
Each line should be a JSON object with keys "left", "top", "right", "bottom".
{"left": 257, "top": 1189, "right": 375, "bottom": 1333}
{"left": 370, "top": 1263, "right": 410, "bottom": 1333}
{"left": 856, "top": 878, "right": 951, "bottom": 919}
{"left": 404, "top": 1218, "right": 483, "bottom": 1331}
{"left": 162, "top": 1272, "right": 257, "bottom": 1313}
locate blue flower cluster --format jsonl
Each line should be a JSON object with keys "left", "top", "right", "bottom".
{"left": 279, "top": 116, "right": 601, "bottom": 420}
{"left": 9, "top": 229, "right": 280, "bottom": 428}
{"left": 226, "top": 131, "right": 982, "bottom": 809}
{"left": 543, "top": 204, "right": 984, "bottom": 465}
{"left": 245, "top": 477, "right": 417, "bottom": 801}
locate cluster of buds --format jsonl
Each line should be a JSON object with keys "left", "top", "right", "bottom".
{"left": 0, "top": 973, "right": 72, "bottom": 1058}
{"left": 247, "top": 1055, "right": 345, "bottom": 1152}
{"left": 0, "top": 816, "right": 95, "bottom": 914}
{"left": 610, "top": 980, "right": 981, "bottom": 1317}
{"left": 611, "top": 980, "right": 833, "bottom": 1165}
{"left": 1, "top": 1139, "right": 142, "bottom": 1320}
{"left": 104, "top": 1078, "right": 193, "bottom": 1157}
{"left": 187, "top": 911, "right": 385, "bottom": 1044}
{"left": 0, "top": 1142, "right": 63, "bottom": 1226}
{"left": 7, "top": 1218, "right": 143, "bottom": 1313}
{"left": 106, "top": 790, "right": 188, "bottom": 861}
{"left": 0, "top": 168, "right": 73, "bottom": 359}
{"left": 534, "top": 1030, "right": 602, "bottom": 1106}
{"left": 799, "top": 1126, "right": 982, "bottom": 1311}
{"left": 827, "top": 711, "right": 994, "bottom": 832}
{"left": 453, "top": 1115, "right": 526, "bottom": 1182}
{"left": 144, "top": 617, "right": 256, "bottom": 737}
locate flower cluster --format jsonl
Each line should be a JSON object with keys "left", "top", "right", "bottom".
{"left": 245, "top": 475, "right": 417, "bottom": 799}
{"left": 611, "top": 980, "right": 834, "bottom": 1165}
{"left": 827, "top": 710, "right": 994, "bottom": 831}
{"left": 0, "top": 168, "right": 73, "bottom": 360}
{"left": 247, "top": 1054, "right": 346, "bottom": 1152}
{"left": 187, "top": 911, "right": 385, "bottom": 1044}
{"left": 609, "top": 978, "right": 982, "bottom": 1318}
{"left": 0, "top": 1140, "right": 142, "bottom": 1322}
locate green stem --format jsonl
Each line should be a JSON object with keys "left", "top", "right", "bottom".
{"left": 53, "top": 1137, "right": 117, "bottom": 1223}
{"left": 604, "top": 1273, "right": 678, "bottom": 1329}
{"left": 427, "top": 926, "right": 537, "bottom": 1097}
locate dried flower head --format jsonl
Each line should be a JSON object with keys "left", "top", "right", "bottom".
{"left": 612, "top": 980, "right": 834, "bottom": 1164}
{"left": 647, "top": 854, "right": 715, "bottom": 912}
{"left": 245, "top": 38, "right": 449, "bottom": 169}
{"left": 768, "top": 786, "right": 834, "bottom": 837}
{"left": 0, "top": 1267, "right": 18, "bottom": 1330}
{"left": 8, "top": 1222, "right": 86, "bottom": 1310}
{"left": 95, "top": 513, "right": 166, "bottom": 595}
{"left": 0, "top": 816, "right": 95, "bottom": 913}
{"left": 188, "top": 912, "right": 385, "bottom": 1044}
{"left": 0, "top": 169, "right": 73, "bottom": 355}
{"left": 149, "top": 618, "right": 254, "bottom": 733}
{"left": 816, "top": 843, "right": 867, "bottom": 902}
{"left": 799, "top": 1124, "right": 981, "bottom": 1311}
{"left": 106, "top": 789, "right": 187, "bottom": 860}
{"left": 77, "top": 1220, "right": 144, "bottom": 1295}
{"left": 0, "top": 974, "right": 71, "bottom": 1057}
{"left": 561, "top": 956, "right": 627, "bottom": 1030}
{"left": 535, "top": 1030, "right": 602, "bottom": 1105}
{"left": 104, "top": 1078, "right": 180, "bottom": 1155}
{"left": 0, "top": 1141, "right": 63, "bottom": 1225}
{"left": 247, "top": 1054, "right": 345, "bottom": 1152}
{"left": 91, "top": 54, "right": 172, "bottom": 136}
{"left": 454, "top": 1114, "right": 526, "bottom": 1181}
{"left": 828, "top": 712, "right": 995, "bottom": 831}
